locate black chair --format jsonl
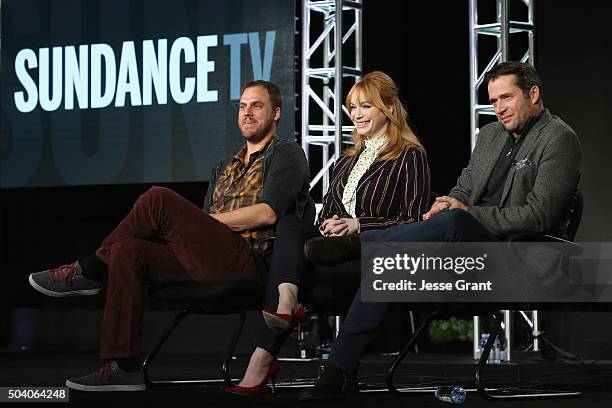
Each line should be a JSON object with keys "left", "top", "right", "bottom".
{"left": 298, "top": 193, "right": 443, "bottom": 354}
{"left": 386, "top": 188, "right": 585, "bottom": 400}
{"left": 142, "top": 198, "right": 317, "bottom": 387}
{"left": 142, "top": 240, "right": 268, "bottom": 386}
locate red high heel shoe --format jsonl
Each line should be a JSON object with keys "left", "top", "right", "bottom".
{"left": 225, "top": 360, "right": 281, "bottom": 395}
{"left": 262, "top": 307, "right": 307, "bottom": 333}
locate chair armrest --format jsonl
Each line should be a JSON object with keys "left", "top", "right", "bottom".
{"left": 504, "top": 232, "right": 583, "bottom": 256}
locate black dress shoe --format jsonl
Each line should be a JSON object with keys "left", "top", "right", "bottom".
{"left": 304, "top": 234, "right": 361, "bottom": 265}
{"left": 298, "top": 364, "right": 358, "bottom": 401}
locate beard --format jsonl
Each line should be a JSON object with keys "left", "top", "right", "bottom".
{"left": 241, "top": 118, "right": 275, "bottom": 143}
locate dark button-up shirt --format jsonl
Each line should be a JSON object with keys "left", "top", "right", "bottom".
{"left": 477, "top": 111, "right": 542, "bottom": 207}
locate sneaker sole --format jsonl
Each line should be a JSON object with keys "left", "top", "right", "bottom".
{"left": 29, "top": 275, "right": 102, "bottom": 297}
{"left": 65, "top": 380, "right": 145, "bottom": 392}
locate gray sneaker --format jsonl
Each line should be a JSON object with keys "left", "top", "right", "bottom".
{"left": 29, "top": 261, "right": 102, "bottom": 297}
{"left": 66, "top": 361, "right": 146, "bottom": 392}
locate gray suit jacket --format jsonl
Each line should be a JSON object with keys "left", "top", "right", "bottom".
{"left": 449, "top": 109, "right": 582, "bottom": 238}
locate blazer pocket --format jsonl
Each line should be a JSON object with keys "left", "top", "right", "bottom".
{"left": 513, "top": 164, "right": 537, "bottom": 191}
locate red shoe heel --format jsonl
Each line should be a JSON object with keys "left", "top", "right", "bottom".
{"left": 225, "top": 360, "right": 281, "bottom": 396}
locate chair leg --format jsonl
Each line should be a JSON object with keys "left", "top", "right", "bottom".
{"left": 474, "top": 310, "right": 504, "bottom": 394}
{"left": 476, "top": 311, "right": 582, "bottom": 400}
{"left": 222, "top": 311, "right": 246, "bottom": 387}
{"left": 142, "top": 309, "right": 192, "bottom": 385}
{"left": 386, "top": 310, "right": 442, "bottom": 393}
{"left": 143, "top": 310, "right": 246, "bottom": 387}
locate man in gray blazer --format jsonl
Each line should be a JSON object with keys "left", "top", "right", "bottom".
{"left": 300, "top": 61, "right": 582, "bottom": 400}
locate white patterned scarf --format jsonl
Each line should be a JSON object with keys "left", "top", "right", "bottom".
{"left": 341, "top": 135, "right": 388, "bottom": 217}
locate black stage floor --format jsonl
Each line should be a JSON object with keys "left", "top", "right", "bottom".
{"left": 1, "top": 350, "right": 611, "bottom": 407}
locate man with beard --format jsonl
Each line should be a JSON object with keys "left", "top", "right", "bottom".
{"left": 28, "top": 80, "right": 310, "bottom": 392}
{"left": 300, "top": 62, "right": 582, "bottom": 401}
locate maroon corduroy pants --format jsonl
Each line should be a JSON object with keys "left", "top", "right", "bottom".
{"left": 94, "top": 186, "right": 256, "bottom": 359}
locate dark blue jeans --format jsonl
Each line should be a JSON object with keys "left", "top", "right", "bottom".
{"left": 328, "top": 209, "right": 499, "bottom": 375}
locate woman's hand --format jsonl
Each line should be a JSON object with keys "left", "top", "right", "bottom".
{"left": 320, "top": 215, "right": 360, "bottom": 236}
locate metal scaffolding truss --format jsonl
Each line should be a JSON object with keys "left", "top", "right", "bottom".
{"left": 301, "top": 0, "right": 362, "bottom": 199}
{"left": 469, "top": 0, "right": 537, "bottom": 362}
{"left": 469, "top": 0, "right": 535, "bottom": 150}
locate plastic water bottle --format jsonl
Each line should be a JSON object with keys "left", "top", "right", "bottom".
{"left": 479, "top": 333, "right": 486, "bottom": 355}
{"left": 480, "top": 333, "right": 502, "bottom": 363}
{"left": 490, "top": 336, "right": 500, "bottom": 363}
{"left": 434, "top": 386, "right": 467, "bottom": 404}
{"left": 318, "top": 352, "right": 330, "bottom": 375}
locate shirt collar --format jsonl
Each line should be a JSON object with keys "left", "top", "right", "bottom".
{"left": 511, "top": 109, "right": 545, "bottom": 139}
{"left": 233, "top": 137, "right": 275, "bottom": 163}
{"left": 364, "top": 135, "right": 388, "bottom": 150}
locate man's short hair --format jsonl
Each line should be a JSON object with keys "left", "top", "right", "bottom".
{"left": 485, "top": 61, "right": 543, "bottom": 98}
{"left": 240, "top": 80, "right": 283, "bottom": 112}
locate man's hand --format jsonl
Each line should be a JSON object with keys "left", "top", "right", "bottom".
{"left": 437, "top": 196, "right": 468, "bottom": 211}
{"left": 422, "top": 200, "right": 449, "bottom": 220}
{"left": 210, "top": 203, "right": 277, "bottom": 231}
{"left": 422, "top": 196, "right": 468, "bottom": 220}
{"left": 320, "top": 215, "right": 360, "bottom": 236}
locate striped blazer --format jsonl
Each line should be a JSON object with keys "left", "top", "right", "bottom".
{"left": 316, "top": 146, "right": 431, "bottom": 231}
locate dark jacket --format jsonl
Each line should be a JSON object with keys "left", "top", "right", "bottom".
{"left": 449, "top": 109, "right": 582, "bottom": 238}
{"left": 203, "top": 138, "right": 310, "bottom": 220}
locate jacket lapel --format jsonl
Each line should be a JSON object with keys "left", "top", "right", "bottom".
{"left": 356, "top": 159, "right": 387, "bottom": 190}
{"left": 472, "top": 129, "right": 507, "bottom": 202}
{"left": 499, "top": 109, "right": 552, "bottom": 205}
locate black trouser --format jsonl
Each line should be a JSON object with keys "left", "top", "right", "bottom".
{"left": 328, "top": 209, "right": 500, "bottom": 375}
{"left": 253, "top": 215, "right": 320, "bottom": 354}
